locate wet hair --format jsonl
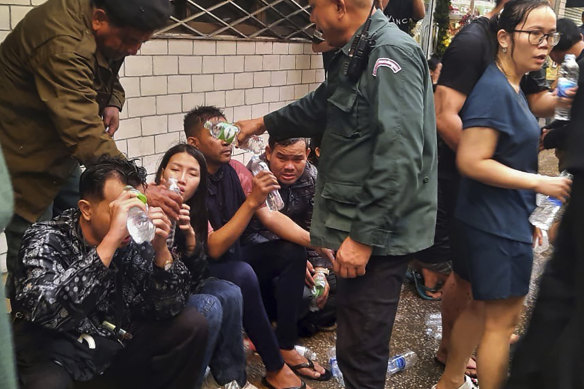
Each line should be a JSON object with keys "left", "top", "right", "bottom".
{"left": 494, "top": 0, "right": 552, "bottom": 56}
{"left": 154, "top": 144, "right": 209, "bottom": 249}
{"left": 183, "top": 106, "right": 226, "bottom": 138}
{"left": 553, "top": 18, "right": 582, "bottom": 52}
{"left": 80, "top": 156, "right": 146, "bottom": 201}
{"left": 267, "top": 137, "right": 309, "bottom": 150}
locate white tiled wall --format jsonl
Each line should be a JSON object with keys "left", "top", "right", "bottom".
{"left": 0, "top": 1, "right": 326, "bottom": 271}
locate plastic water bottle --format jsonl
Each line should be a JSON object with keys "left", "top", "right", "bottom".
{"left": 533, "top": 229, "right": 550, "bottom": 254}
{"left": 328, "top": 347, "right": 345, "bottom": 387}
{"left": 165, "top": 177, "right": 181, "bottom": 248}
{"left": 309, "top": 269, "right": 328, "bottom": 312}
{"left": 311, "top": 270, "right": 327, "bottom": 298}
{"left": 295, "top": 345, "right": 317, "bottom": 361}
{"left": 236, "top": 135, "right": 266, "bottom": 155}
{"left": 125, "top": 186, "right": 155, "bottom": 244}
{"left": 424, "top": 313, "right": 443, "bottom": 341}
{"left": 248, "top": 156, "right": 285, "bottom": 211}
{"left": 387, "top": 351, "right": 418, "bottom": 375}
{"left": 554, "top": 54, "right": 579, "bottom": 121}
{"left": 204, "top": 121, "right": 239, "bottom": 144}
{"left": 529, "top": 170, "right": 573, "bottom": 230}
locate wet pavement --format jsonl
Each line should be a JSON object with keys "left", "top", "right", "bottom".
{"left": 243, "top": 150, "right": 560, "bottom": 389}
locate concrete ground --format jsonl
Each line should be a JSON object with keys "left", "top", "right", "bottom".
{"left": 242, "top": 150, "right": 560, "bottom": 389}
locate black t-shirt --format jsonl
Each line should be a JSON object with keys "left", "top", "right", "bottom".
{"left": 436, "top": 16, "right": 549, "bottom": 178}
{"left": 384, "top": 0, "right": 415, "bottom": 34}
{"left": 565, "top": 50, "right": 584, "bottom": 173}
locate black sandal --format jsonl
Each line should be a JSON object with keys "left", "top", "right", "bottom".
{"left": 261, "top": 376, "right": 306, "bottom": 389}
{"left": 286, "top": 358, "right": 333, "bottom": 381}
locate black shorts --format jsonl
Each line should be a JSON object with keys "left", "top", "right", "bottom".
{"left": 454, "top": 220, "right": 533, "bottom": 300}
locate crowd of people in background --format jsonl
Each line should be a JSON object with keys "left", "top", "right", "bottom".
{"left": 0, "top": 0, "right": 584, "bottom": 389}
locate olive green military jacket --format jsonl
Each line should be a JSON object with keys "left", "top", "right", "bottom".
{"left": 0, "top": 0, "right": 124, "bottom": 223}
{"left": 264, "top": 10, "right": 437, "bottom": 256}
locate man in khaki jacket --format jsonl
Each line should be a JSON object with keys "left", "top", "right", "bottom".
{"left": 0, "top": 0, "right": 174, "bottom": 299}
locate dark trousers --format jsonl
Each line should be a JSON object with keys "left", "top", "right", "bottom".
{"left": 243, "top": 240, "right": 307, "bottom": 350}
{"left": 208, "top": 258, "right": 285, "bottom": 372}
{"left": 336, "top": 254, "right": 410, "bottom": 389}
{"left": 15, "top": 307, "right": 208, "bottom": 389}
{"left": 506, "top": 175, "right": 584, "bottom": 389}
{"left": 207, "top": 240, "right": 306, "bottom": 372}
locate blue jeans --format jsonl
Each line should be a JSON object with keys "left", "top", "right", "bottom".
{"left": 188, "top": 278, "right": 246, "bottom": 387}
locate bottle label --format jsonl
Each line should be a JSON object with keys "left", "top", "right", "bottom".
{"left": 557, "top": 78, "right": 577, "bottom": 98}
{"left": 546, "top": 197, "right": 563, "bottom": 207}
{"left": 394, "top": 356, "right": 406, "bottom": 369}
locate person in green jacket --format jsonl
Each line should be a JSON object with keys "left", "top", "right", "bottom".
{"left": 237, "top": 1, "right": 437, "bottom": 387}
{"left": 0, "top": 0, "right": 180, "bottom": 300}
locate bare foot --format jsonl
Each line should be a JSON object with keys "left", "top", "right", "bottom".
{"left": 281, "top": 348, "right": 326, "bottom": 379}
{"left": 265, "top": 364, "right": 311, "bottom": 389}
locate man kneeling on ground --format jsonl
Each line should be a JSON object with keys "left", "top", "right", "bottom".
{"left": 10, "top": 156, "right": 208, "bottom": 389}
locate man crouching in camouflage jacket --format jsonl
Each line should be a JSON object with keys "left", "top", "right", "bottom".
{"left": 10, "top": 156, "right": 208, "bottom": 389}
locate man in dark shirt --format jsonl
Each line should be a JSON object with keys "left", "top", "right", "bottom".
{"left": 10, "top": 157, "right": 208, "bottom": 389}
{"left": 243, "top": 137, "right": 335, "bottom": 332}
{"left": 506, "top": 18, "right": 584, "bottom": 389}
{"left": 185, "top": 106, "right": 330, "bottom": 388}
{"left": 542, "top": 19, "right": 584, "bottom": 170}
{"left": 379, "top": 0, "right": 426, "bottom": 34}
{"left": 433, "top": 0, "right": 561, "bottom": 376}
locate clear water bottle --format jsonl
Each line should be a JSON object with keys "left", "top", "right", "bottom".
{"left": 387, "top": 350, "right": 418, "bottom": 375}
{"left": 295, "top": 345, "right": 317, "bottom": 361}
{"left": 424, "top": 313, "right": 443, "bottom": 341}
{"left": 309, "top": 269, "right": 328, "bottom": 312}
{"left": 328, "top": 347, "right": 345, "bottom": 387}
{"left": 125, "top": 186, "right": 155, "bottom": 244}
{"left": 204, "top": 121, "right": 239, "bottom": 144}
{"left": 529, "top": 171, "right": 573, "bottom": 230}
{"left": 248, "top": 156, "right": 285, "bottom": 211}
{"left": 166, "top": 177, "right": 181, "bottom": 248}
{"left": 533, "top": 229, "right": 550, "bottom": 254}
{"left": 554, "top": 54, "right": 579, "bottom": 121}
{"left": 311, "top": 270, "right": 327, "bottom": 298}
{"left": 235, "top": 135, "right": 266, "bottom": 155}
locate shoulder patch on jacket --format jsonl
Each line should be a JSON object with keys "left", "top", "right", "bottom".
{"left": 372, "top": 58, "right": 401, "bottom": 76}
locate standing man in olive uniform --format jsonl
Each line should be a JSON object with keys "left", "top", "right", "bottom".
{"left": 0, "top": 0, "right": 178, "bottom": 299}
{"left": 237, "top": 1, "right": 437, "bottom": 387}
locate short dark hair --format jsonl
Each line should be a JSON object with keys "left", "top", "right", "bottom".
{"left": 184, "top": 106, "right": 226, "bottom": 138}
{"left": 553, "top": 18, "right": 582, "bottom": 52}
{"left": 90, "top": 0, "right": 170, "bottom": 31}
{"left": 80, "top": 156, "right": 146, "bottom": 201}
{"left": 267, "top": 137, "right": 308, "bottom": 149}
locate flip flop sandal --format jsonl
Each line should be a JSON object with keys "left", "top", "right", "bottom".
{"left": 412, "top": 270, "right": 442, "bottom": 301}
{"left": 261, "top": 376, "right": 306, "bottom": 389}
{"left": 286, "top": 358, "right": 333, "bottom": 381}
